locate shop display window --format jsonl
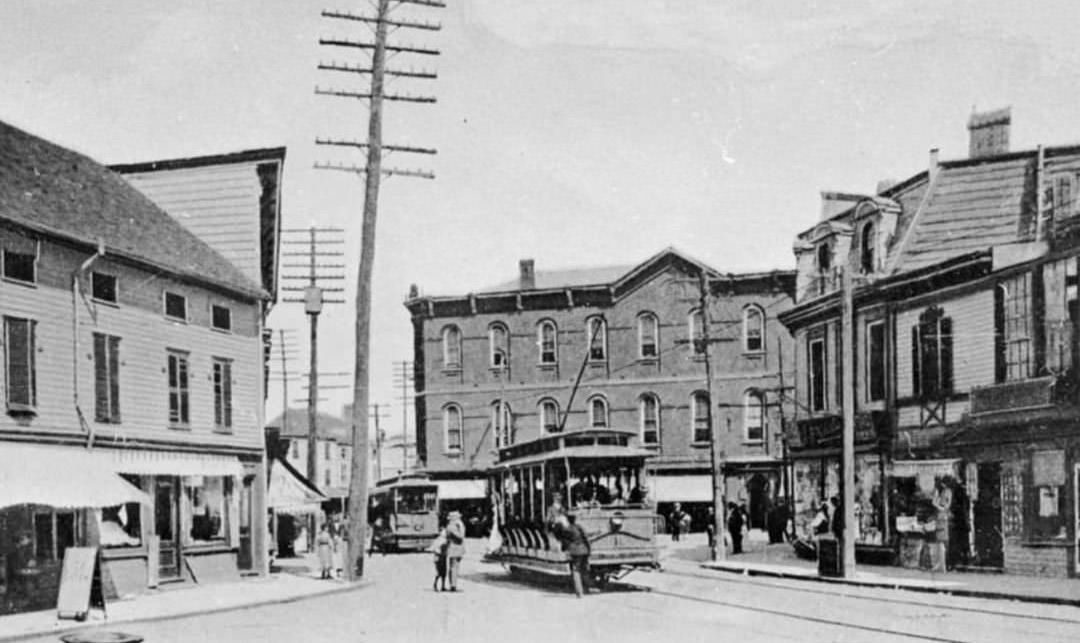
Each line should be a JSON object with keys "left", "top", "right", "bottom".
{"left": 183, "top": 476, "right": 228, "bottom": 544}
{"left": 99, "top": 476, "right": 143, "bottom": 548}
{"left": 1029, "top": 450, "right": 1067, "bottom": 541}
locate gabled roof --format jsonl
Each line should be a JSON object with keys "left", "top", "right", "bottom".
{"left": 270, "top": 408, "right": 351, "bottom": 442}
{"left": 0, "top": 120, "right": 264, "bottom": 299}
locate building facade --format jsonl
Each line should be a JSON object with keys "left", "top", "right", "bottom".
{"left": 0, "top": 121, "right": 277, "bottom": 614}
{"left": 781, "top": 108, "right": 1080, "bottom": 577}
{"left": 405, "top": 249, "right": 795, "bottom": 530}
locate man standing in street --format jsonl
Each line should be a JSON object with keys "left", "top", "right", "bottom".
{"left": 727, "top": 501, "right": 745, "bottom": 554}
{"left": 557, "top": 513, "right": 592, "bottom": 597}
{"left": 670, "top": 502, "right": 686, "bottom": 542}
{"left": 445, "top": 510, "right": 466, "bottom": 592}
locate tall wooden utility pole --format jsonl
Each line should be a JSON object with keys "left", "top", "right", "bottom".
{"left": 697, "top": 271, "right": 727, "bottom": 563}
{"left": 840, "top": 267, "right": 857, "bottom": 577}
{"left": 316, "top": 0, "right": 442, "bottom": 581}
{"left": 280, "top": 227, "right": 346, "bottom": 483}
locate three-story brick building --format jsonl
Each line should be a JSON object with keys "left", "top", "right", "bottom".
{"left": 405, "top": 248, "right": 795, "bottom": 531}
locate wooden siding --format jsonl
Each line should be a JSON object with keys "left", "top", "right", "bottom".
{"left": 121, "top": 163, "right": 263, "bottom": 289}
{"left": 894, "top": 289, "right": 995, "bottom": 399}
{"left": 0, "top": 245, "right": 262, "bottom": 452}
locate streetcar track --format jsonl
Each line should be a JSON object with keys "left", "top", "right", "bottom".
{"left": 649, "top": 566, "right": 1080, "bottom": 625}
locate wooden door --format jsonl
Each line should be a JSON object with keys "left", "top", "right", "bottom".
{"left": 154, "top": 477, "right": 181, "bottom": 580}
{"left": 973, "top": 463, "right": 1003, "bottom": 568}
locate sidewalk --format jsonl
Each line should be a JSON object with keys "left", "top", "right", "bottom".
{"left": 659, "top": 531, "right": 1080, "bottom": 606}
{"left": 0, "top": 554, "right": 362, "bottom": 642}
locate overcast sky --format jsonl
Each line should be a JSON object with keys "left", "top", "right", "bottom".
{"left": 3, "top": 1, "right": 1080, "bottom": 445}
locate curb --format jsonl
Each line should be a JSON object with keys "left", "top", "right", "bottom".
{"left": 0, "top": 579, "right": 369, "bottom": 643}
{"left": 699, "top": 563, "right": 1080, "bottom": 608}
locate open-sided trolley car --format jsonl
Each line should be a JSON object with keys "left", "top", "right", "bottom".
{"left": 369, "top": 474, "right": 440, "bottom": 552}
{"left": 485, "top": 429, "right": 661, "bottom": 584}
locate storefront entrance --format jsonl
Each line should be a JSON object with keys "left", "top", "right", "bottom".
{"left": 974, "top": 462, "right": 1003, "bottom": 568}
{"left": 154, "top": 477, "right": 181, "bottom": 581}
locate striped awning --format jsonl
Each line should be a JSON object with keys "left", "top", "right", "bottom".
{"left": 0, "top": 444, "right": 150, "bottom": 510}
{"left": 267, "top": 458, "right": 325, "bottom": 514}
{"left": 106, "top": 449, "right": 243, "bottom": 477}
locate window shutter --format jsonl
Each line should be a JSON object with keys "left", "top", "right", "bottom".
{"left": 940, "top": 317, "right": 954, "bottom": 394}
{"left": 994, "top": 285, "right": 1006, "bottom": 383}
{"left": 94, "top": 334, "right": 109, "bottom": 422}
{"left": 911, "top": 325, "right": 921, "bottom": 397}
{"left": 224, "top": 362, "right": 233, "bottom": 428}
{"left": 109, "top": 336, "right": 121, "bottom": 422}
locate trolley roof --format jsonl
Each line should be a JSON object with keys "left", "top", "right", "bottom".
{"left": 492, "top": 429, "right": 656, "bottom": 469}
{"left": 372, "top": 473, "right": 437, "bottom": 492}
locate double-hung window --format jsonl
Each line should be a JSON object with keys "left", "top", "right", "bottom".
{"left": 743, "top": 391, "right": 764, "bottom": 443}
{"left": 538, "top": 321, "right": 558, "bottom": 365}
{"left": 587, "top": 317, "right": 607, "bottom": 362}
{"left": 212, "top": 357, "right": 233, "bottom": 431}
{"left": 809, "top": 337, "right": 826, "bottom": 412}
{"left": 4, "top": 316, "right": 37, "bottom": 413}
{"left": 640, "top": 394, "right": 660, "bottom": 445}
{"left": 93, "top": 333, "right": 121, "bottom": 423}
{"left": 444, "top": 405, "right": 463, "bottom": 451}
{"left": 866, "top": 321, "right": 886, "bottom": 402}
{"left": 912, "top": 307, "right": 954, "bottom": 399}
{"left": 167, "top": 351, "right": 190, "bottom": 427}
{"left": 638, "top": 313, "right": 658, "bottom": 358}
{"left": 691, "top": 392, "right": 711, "bottom": 443}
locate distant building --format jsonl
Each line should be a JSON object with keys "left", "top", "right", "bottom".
{"left": 269, "top": 409, "right": 353, "bottom": 503}
{"left": 404, "top": 248, "right": 796, "bottom": 530}
{"left": 0, "top": 121, "right": 282, "bottom": 614}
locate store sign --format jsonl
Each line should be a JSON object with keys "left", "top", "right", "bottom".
{"left": 792, "top": 412, "right": 889, "bottom": 450}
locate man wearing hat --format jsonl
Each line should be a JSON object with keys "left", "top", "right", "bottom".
{"left": 445, "top": 510, "right": 467, "bottom": 591}
{"left": 557, "top": 512, "right": 592, "bottom": 597}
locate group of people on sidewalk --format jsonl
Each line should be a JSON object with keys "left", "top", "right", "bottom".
{"left": 427, "top": 510, "right": 467, "bottom": 592}
{"left": 315, "top": 519, "right": 348, "bottom": 580}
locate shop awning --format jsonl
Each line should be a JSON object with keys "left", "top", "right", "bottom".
{"left": 267, "top": 457, "right": 325, "bottom": 514}
{"left": 438, "top": 479, "right": 487, "bottom": 500}
{"left": 0, "top": 444, "right": 150, "bottom": 510}
{"left": 107, "top": 449, "right": 243, "bottom": 477}
{"left": 651, "top": 474, "right": 712, "bottom": 503}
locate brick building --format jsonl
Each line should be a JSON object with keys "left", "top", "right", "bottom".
{"left": 405, "top": 248, "right": 796, "bottom": 530}
{"left": 780, "top": 108, "right": 1080, "bottom": 577}
{"left": 0, "top": 121, "right": 281, "bottom": 613}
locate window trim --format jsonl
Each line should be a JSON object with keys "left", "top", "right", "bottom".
{"left": 639, "top": 393, "right": 660, "bottom": 446}
{"left": 212, "top": 357, "right": 233, "bottom": 432}
{"left": 442, "top": 324, "right": 462, "bottom": 371}
{"left": 167, "top": 349, "right": 191, "bottom": 428}
{"left": 210, "top": 304, "right": 233, "bottom": 333}
{"left": 488, "top": 322, "right": 509, "bottom": 370}
{"left": 690, "top": 391, "right": 711, "bottom": 444}
{"left": 743, "top": 305, "right": 765, "bottom": 354}
{"left": 586, "top": 316, "right": 607, "bottom": 362}
{"left": 91, "top": 271, "right": 119, "bottom": 305}
{"left": 538, "top": 398, "right": 561, "bottom": 434}
{"left": 688, "top": 308, "right": 706, "bottom": 356}
{"left": 743, "top": 389, "right": 765, "bottom": 444}
{"left": 492, "top": 400, "right": 512, "bottom": 449}
{"left": 637, "top": 312, "right": 659, "bottom": 360}
{"left": 587, "top": 395, "right": 609, "bottom": 428}
{"left": 865, "top": 320, "right": 886, "bottom": 402}
{"left": 1, "top": 248, "right": 37, "bottom": 285}
{"left": 860, "top": 221, "right": 876, "bottom": 274}
{"left": 537, "top": 319, "right": 558, "bottom": 365}
{"left": 93, "top": 332, "right": 122, "bottom": 424}
{"left": 443, "top": 404, "right": 463, "bottom": 453}
{"left": 808, "top": 336, "right": 827, "bottom": 412}
{"left": 4, "top": 316, "right": 37, "bottom": 414}
{"left": 163, "top": 291, "right": 189, "bottom": 322}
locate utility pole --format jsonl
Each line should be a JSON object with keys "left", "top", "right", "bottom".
{"left": 840, "top": 267, "right": 857, "bottom": 577}
{"left": 697, "top": 271, "right": 727, "bottom": 563}
{"left": 370, "top": 403, "right": 390, "bottom": 482}
{"left": 393, "top": 360, "right": 414, "bottom": 473}
{"left": 316, "top": 0, "right": 443, "bottom": 581}
{"left": 280, "top": 227, "right": 346, "bottom": 484}
{"left": 269, "top": 328, "right": 299, "bottom": 431}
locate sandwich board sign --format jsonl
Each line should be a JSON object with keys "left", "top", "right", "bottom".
{"left": 57, "top": 547, "right": 106, "bottom": 621}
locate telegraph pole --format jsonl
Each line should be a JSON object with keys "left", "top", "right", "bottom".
{"left": 316, "top": 0, "right": 443, "bottom": 581}
{"left": 697, "top": 272, "right": 727, "bottom": 563}
{"left": 840, "top": 267, "right": 857, "bottom": 577}
{"left": 280, "top": 227, "right": 346, "bottom": 483}
{"left": 370, "top": 403, "right": 390, "bottom": 482}
{"left": 393, "top": 360, "right": 414, "bottom": 473}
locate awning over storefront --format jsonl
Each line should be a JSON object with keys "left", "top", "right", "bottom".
{"left": 107, "top": 449, "right": 244, "bottom": 477}
{"left": 0, "top": 444, "right": 150, "bottom": 510}
{"left": 267, "top": 457, "right": 325, "bottom": 515}
{"left": 651, "top": 474, "right": 712, "bottom": 503}
{"left": 888, "top": 459, "right": 960, "bottom": 494}
{"left": 438, "top": 479, "right": 487, "bottom": 500}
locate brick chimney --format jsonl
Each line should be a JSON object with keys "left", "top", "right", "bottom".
{"left": 968, "top": 107, "right": 1011, "bottom": 158}
{"left": 519, "top": 259, "right": 536, "bottom": 290}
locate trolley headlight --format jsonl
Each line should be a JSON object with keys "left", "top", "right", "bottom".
{"left": 609, "top": 512, "right": 625, "bottom": 532}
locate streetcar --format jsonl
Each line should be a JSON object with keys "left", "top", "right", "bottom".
{"left": 369, "top": 474, "right": 440, "bottom": 552}
{"left": 485, "top": 428, "right": 661, "bottom": 585}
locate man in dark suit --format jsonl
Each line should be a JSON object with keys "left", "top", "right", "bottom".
{"left": 557, "top": 513, "right": 592, "bottom": 597}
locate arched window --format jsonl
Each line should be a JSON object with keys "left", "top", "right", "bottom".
{"left": 637, "top": 312, "right": 659, "bottom": 359}
{"left": 817, "top": 243, "right": 831, "bottom": 273}
{"left": 639, "top": 394, "right": 660, "bottom": 445}
{"left": 744, "top": 306, "right": 765, "bottom": 353}
{"left": 586, "top": 317, "right": 607, "bottom": 361}
{"left": 537, "top": 320, "right": 558, "bottom": 365}
{"left": 691, "top": 391, "right": 711, "bottom": 443}
{"left": 442, "top": 325, "right": 462, "bottom": 370}
{"left": 860, "top": 222, "right": 876, "bottom": 273}
{"left": 492, "top": 400, "right": 513, "bottom": 448}
{"left": 743, "top": 390, "right": 765, "bottom": 443}
{"left": 443, "top": 404, "right": 463, "bottom": 452}
{"left": 588, "top": 395, "right": 609, "bottom": 428}
{"left": 538, "top": 398, "right": 560, "bottom": 434}
{"left": 689, "top": 308, "right": 706, "bottom": 355}
{"left": 489, "top": 322, "right": 509, "bottom": 368}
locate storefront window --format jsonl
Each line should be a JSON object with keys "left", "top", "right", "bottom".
{"left": 853, "top": 455, "right": 884, "bottom": 545}
{"left": 33, "top": 509, "right": 78, "bottom": 561}
{"left": 183, "top": 476, "right": 228, "bottom": 544}
{"left": 1029, "top": 450, "right": 1067, "bottom": 541}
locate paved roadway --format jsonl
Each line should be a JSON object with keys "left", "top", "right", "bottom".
{"left": 33, "top": 542, "right": 1080, "bottom": 643}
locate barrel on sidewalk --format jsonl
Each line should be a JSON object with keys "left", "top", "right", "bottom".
{"left": 817, "top": 536, "right": 843, "bottom": 577}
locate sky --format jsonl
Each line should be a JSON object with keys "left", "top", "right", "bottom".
{"left": 4, "top": 0, "right": 1080, "bottom": 451}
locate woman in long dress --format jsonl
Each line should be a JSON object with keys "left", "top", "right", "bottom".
{"left": 316, "top": 524, "right": 334, "bottom": 579}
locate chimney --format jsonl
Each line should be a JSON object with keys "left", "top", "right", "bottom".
{"left": 876, "top": 178, "right": 897, "bottom": 195}
{"left": 928, "top": 148, "right": 940, "bottom": 180}
{"left": 967, "top": 107, "right": 1011, "bottom": 158}
{"left": 408, "top": 283, "right": 419, "bottom": 299}
{"left": 519, "top": 259, "right": 536, "bottom": 290}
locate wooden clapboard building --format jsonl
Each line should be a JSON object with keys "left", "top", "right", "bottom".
{"left": 0, "top": 121, "right": 283, "bottom": 614}
{"left": 780, "top": 108, "right": 1080, "bottom": 578}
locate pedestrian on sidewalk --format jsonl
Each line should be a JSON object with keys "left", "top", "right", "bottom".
{"left": 556, "top": 512, "right": 592, "bottom": 597}
{"left": 445, "top": 510, "right": 466, "bottom": 592}
{"left": 670, "top": 502, "right": 687, "bottom": 542}
{"left": 316, "top": 523, "right": 334, "bottom": 579}
{"left": 705, "top": 506, "right": 716, "bottom": 549}
{"left": 427, "top": 522, "right": 449, "bottom": 592}
{"left": 727, "top": 502, "right": 744, "bottom": 554}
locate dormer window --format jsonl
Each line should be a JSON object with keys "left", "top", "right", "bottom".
{"left": 860, "top": 221, "right": 876, "bottom": 273}
{"left": 816, "top": 244, "right": 831, "bottom": 274}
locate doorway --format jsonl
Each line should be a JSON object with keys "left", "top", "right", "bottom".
{"left": 747, "top": 474, "right": 768, "bottom": 530}
{"left": 973, "top": 462, "right": 1003, "bottom": 568}
{"left": 154, "top": 477, "right": 181, "bottom": 581}
{"left": 237, "top": 475, "right": 254, "bottom": 572}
